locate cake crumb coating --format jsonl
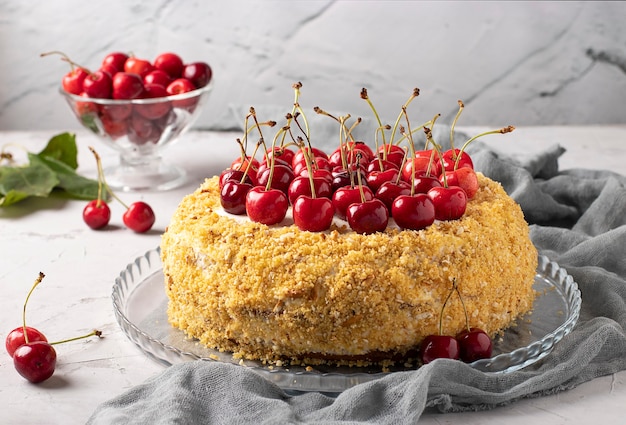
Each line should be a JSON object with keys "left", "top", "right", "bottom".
{"left": 161, "top": 173, "right": 538, "bottom": 366}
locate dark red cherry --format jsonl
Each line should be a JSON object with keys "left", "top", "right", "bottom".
{"left": 420, "top": 335, "right": 460, "bottom": 364}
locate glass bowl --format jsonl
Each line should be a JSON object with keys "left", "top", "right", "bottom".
{"left": 60, "top": 82, "right": 213, "bottom": 191}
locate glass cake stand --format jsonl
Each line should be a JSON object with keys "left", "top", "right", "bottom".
{"left": 112, "top": 248, "right": 581, "bottom": 393}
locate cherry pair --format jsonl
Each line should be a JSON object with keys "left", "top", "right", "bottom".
{"left": 5, "top": 272, "right": 101, "bottom": 383}
{"left": 82, "top": 147, "right": 155, "bottom": 233}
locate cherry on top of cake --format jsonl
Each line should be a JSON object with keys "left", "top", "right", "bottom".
{"left": 218, "top": 83, "right": 515, "bottom": 234}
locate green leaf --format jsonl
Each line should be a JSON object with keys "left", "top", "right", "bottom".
{"left": 29, "top": 154, "right": 101, "bottom": 201}
{"left": 0, "top": 161, "right": 59, "bottom": 207}
{"left": 36, "top": 132, "right": 79, "bottom": 170}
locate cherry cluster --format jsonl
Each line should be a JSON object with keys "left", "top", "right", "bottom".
{"left": 44, "top": 50, "right": 212, "bottom": 144}
{"left": 82, "top": 147, "right": 155, "bottom": 233}
{"left": 420, "top": 279, "right": 493, "bottom": 364}
{"left": 219, "top": 85, "right": 514, "bottom": 234}
{"left": 5, "top": 272, "right": 102, "bottom": 383}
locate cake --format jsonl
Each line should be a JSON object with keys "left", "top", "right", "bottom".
{"left": 161, "top": 171, "right": 538, "bottom": 367}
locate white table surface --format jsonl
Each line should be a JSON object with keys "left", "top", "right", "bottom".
{"left": 0, "top": 127, "right": 624, "bottom": 424}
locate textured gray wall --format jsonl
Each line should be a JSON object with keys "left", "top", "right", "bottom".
{"left": 1, "top": 1, "right": 625, "bottom": 132}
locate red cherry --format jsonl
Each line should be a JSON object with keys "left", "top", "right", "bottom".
{"left": 62, "top": 67, "right": 89, "bottom": 95}
{"left": 143, "top": 69, "right": 173, "bottom": 88}
{"left": 346, "top": 198, "right": 389, "bottom": 234}
{"left": 219, "top": 168, "right": 256, "bottom": 189}
{"left": 182, "top": 62, "right": 213, "bottom": 88}
{"left": 288, "top": 176, "right": 332, "bottom": 205}
{"left": 82, "top": 199, "right": 111, "bottom": 229}
{"left": 153, "top": 52, "right": 184, "bottom": 79}
{"left": 391, "top": 194, "right": 436, "bottom": 231}
{"left": 257, "top": 157, "right": 291, "bottom": 176}
{"left": 413, "top": 174, "right": 443, "bottom": 194}
{"left": 420, "top": 335, "right": 460, "bottom": 364}
{"left": 442, "top": 148, "right": 474, "bottom": 171}
{"left": 112, "top": 72, "right": 145, "bottom": 99}
{"left": 297, "top": 167, "right": 333, "bottom": 183}
{"left": 375, "top": 180, "right": 411, "bottom": 213}
{"left": 256, "top": 164, "right": 295, "bottom": 196}
{"left": 291, "top": 147, "right": 328, "bottom": 170}
{"left": 456, "top": 328, "right": 493, "bottom": 363}
{"left": 365, "top": 168, "right": 400, "bottom": 193}
{"left": 378, "top": 144, "right": 406, "bottom": 168}
{"left": 101, "top": 52, "right": 129, "bottom": 73}
{"left": 245, "top": 186, "right": 289, "bottom": 225}
{"left": 124, "top": 57, "right": 155, "bottom": 77}
{"left": 293, "top": 196, "right": 335, "bottom": 232}
{"left": 428, "top": 186, "right": 467, "bottom": 221}
{"left": 122, "top": 201, "right": 155, "bottom": 233}
{"left": 231, "top": 156, "right": 260, "bottom": 174}
{"left": 128, "top": 114, "right": 160, "bottom": 145}
{"left": 366, "top": 158, "right": 399, "bottom": 174}
{"left": 442, "top": 167, "right": 479, "bottom": 199}
{"left": 82, "top": 70, "right": 112, "bottom": 99}
{"left": 220, "top": 180, "right": 253, "bottom": 215}
{"left": 401, "top": 156, "right": 440, "bottom": 183}
{"left": 13, "top": 341, "right": 57, "bottom": 383}
{"left": 135, "top": 84, "right": 172, "bottom": 120}
{"left": 99, "top": 102, "right": 132, "bottom": 121}
{"left": 332, "top": 185, "right": 374, "bottom": 220}
{"left": 166, "top": 78, "right": 196, "bottom": 96}
{"left": 264, "top": 147, "right": 295, "bottom": 167}
{"left": 5, "top": 327, "right": 48, "bottom": 358}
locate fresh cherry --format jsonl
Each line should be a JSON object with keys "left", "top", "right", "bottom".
{"left": 427, "top": 186, "right": 467, "bottom": 221}
{"left": 153, "top": 52, "right": 184, "bottom": 79}
{"left": 332, "top": 185, "right": 374, "bottom": 220}
{"left": 13, "top": 341, "right": 57, "bottom": 384}
{"left": 288, "top": 176, "right": 332, "bottom": 205}
{"left": 346, "top": 198, "right": 388, "bottom": 234}
{"left": 182, "top": 62, "right": 213, "bottom": 88}
{"left": 166, "top": 78, "right": 196, "bottom": 96}
{"left": 82, "top": 70, "right": 112, "bottom": 99}
{"left": 420, "top": 335, "right": 460, "bottom": 364}
{"left": 143, "top": 69, "right": 173, "bottom": 88}
{"left": 293, "top": 196, "right": 335, "bottom": 232}
{"left": 101, "top": 51, "right": 128, "bottom": 73}
{"left": 391, "top": 193, "right": 436, "bottom": 231}
{"left": 112, "top": 72, "right": 145, "bottom": 100}
{"left": 456, "top": 328, "right": 493, "bottom": 363}
{"left": 5, "top": 326, "right": 48, "bottom": 358}
{"left": 442, "top": 167, "right": 479, "bottom": 199}
{"left": 245, "top": 186, "right": 289, "bottom": 225}
{"left": 220, "top": 180, "right": 253, "bottom": 215}
{"left": 366, "top": 168, "right": 399, "bottom": 193}
{"left": 135, "top": 84, "right": 172, "bottom": 120}
{"left": 219, "top": 168, "right": 256, "bottom": 189}
{"left": 82, "top": 199, "right": 111, "bottom": 229}
{"left": 123, "top": 201, "right": 156, "bottom": 233}
{"left": 124, "top": 56, "right": 155, "bottom": 77}
{"left": 442, "top": 148, "right": 474, "bottom": 172}
{"left": 375, "top": 180, "right": 411, "bottom": 213}
{"left": 256, "top": 164, "right": 294, "bottom": 196}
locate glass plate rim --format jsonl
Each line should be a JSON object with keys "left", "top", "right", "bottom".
{"left": 112, "top": 247, "right": 582, "bottom": 392}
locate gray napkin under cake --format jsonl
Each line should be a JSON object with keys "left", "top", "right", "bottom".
{"left": 87, "top": 127, "right": 626, "bottom": 424}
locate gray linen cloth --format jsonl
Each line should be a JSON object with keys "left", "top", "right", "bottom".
{"left": 87, "top": 135, "right": 626, "bottom": 424}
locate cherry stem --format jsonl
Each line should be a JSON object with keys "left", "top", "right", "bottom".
{"left": 50, "top": 329, "right": 103, "bottom": 346}
{"left": 355, "top": 152, "right": 367, "bottom": 202}
{"left": 361, "top": 88, "right": 387, "bottom": 146}
{"left": 449, "top": 100, "right": 464, "bottom": 152}
{"left": 452, "top": 279, "right": 471, "bottom": 332}
{"left": 454, "top": 126, "right": 515, "bottom": 170}
{"left": 400, "top": 107, "right": 417, "bottom": 196}
{"left": 298, "top": 137, "right": 317, "bottom": 199}
{"left": 438, "top": 279, "right": 456, "bottom": 336}
{"left": 389, "top": 88, "right": 420, "bottom": 146}
{"left": 292, "top": 82, "right": 310, "bottom": 140}
{"left": 423, "top": 127, "right": 448, "bottom": 187}
{"left": 22, "top": 272, "right": 45, "bottom": 344}
{"left": 40, "top": 51, "right": 87, "bottom": 73}
{"left": 89, "top": 146, "right": 128, "bottom": 209}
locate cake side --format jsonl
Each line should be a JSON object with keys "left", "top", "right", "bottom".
{"left": 161, "top": 173, "right": 537, "bottom": 366}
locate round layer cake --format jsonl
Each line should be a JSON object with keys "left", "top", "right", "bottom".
{"left": 161, "top": 173, "right": 537, "bottom": 366}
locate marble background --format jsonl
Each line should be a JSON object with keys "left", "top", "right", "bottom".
{"left": 1, "top": 1, "right": 625, "bottom": 133}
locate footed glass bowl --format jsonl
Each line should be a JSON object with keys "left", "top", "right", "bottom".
{"left": 60, "top": 83, "right": 213, "bottom": 191}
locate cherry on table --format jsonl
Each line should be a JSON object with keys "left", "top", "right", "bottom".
{"left": 123, "top": 201, "right": 156, "bottom": 233}
{"left": 5, "top": 326, "right": 48, "bottom": 358}
{"left": 13, "top": 342, "right": 57, "bottom": 384}
{"left": 82, "top": 199, "right": 111, "bottom": 230}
